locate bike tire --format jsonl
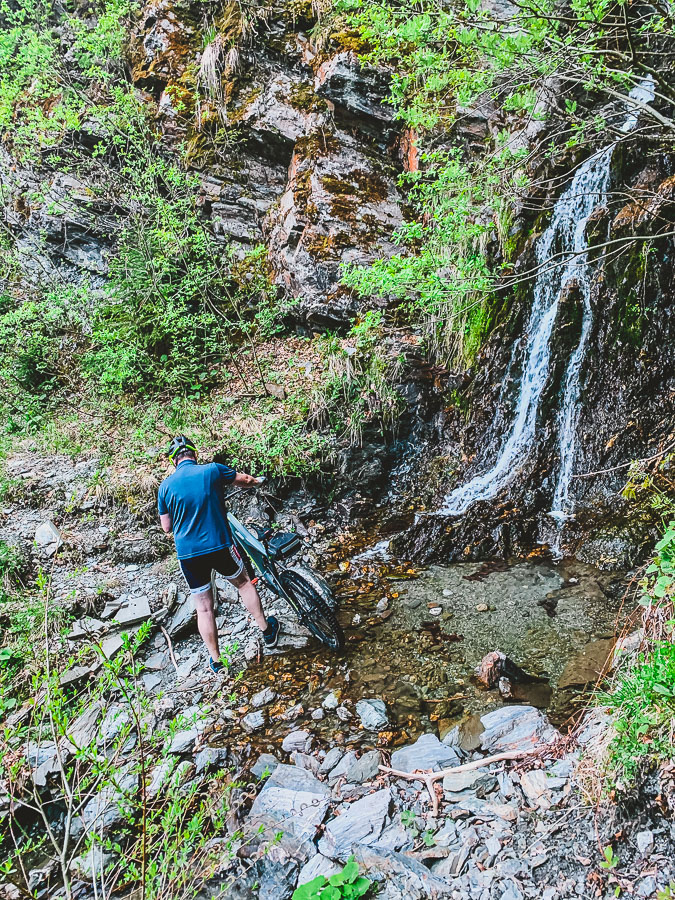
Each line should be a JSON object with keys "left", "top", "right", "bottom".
{"left": 279, "top": 569, "right": 345, "bottom": 652}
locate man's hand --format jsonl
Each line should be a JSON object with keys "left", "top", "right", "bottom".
{"left": 160, "top": 513, "right": 173, "bottom": 534}
{"left": 233, "top": 472, "right": 265, "bottom": 488}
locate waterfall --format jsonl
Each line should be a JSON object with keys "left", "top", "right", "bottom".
{"left": 550, "top": 77, "right": 656, "bottom": 521}
{"left": 438, "top": 77, "right": 655, "bottom": 519}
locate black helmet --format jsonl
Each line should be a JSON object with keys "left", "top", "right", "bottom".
{"left": 167, "top": 435, "right": 197, "bottom": 464}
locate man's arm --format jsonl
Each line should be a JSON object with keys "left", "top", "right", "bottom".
{"left": 232, "top": 472, "right": 264, "bottom": 488}
{"left": 160, "top": 513, "right": 173, "bottom": 533}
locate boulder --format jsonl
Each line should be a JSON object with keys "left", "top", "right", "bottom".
{"left": 479, "top": 706, "right": 557, "bottom": 753}
{"left": 318, "top": 788, "right": 391, "bottom": 860}
{"left": 391, "top": 733, "right": 461, "bottom": 773}
{"left": 353, "top": 844, "right": 452, "bottom": 899}
{"left": 296, "top": 853, "right": 341, "bottom": 885}
{"left": 249, "top": 764, "right": 330, "bottom": 843}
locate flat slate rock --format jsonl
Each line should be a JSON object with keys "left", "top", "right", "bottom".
{"left": 479, "top": 705, "right": 557, "bottom": 753}
{"left": 328, "top": 749, "right": 380, "bottom": 785}
{"left": 318, "top": 787, "right": 391, "bottom": 860}
{"left": 353, "top": 844, "right": 452, "bottom": 899}
{"left": 391, "top": 733, "right": 460, "bottom": 773}
{"left": 249, "top": 764, "right": 330, "bottom": 843}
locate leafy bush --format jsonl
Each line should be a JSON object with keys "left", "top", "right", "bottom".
{"left": 599, "top": 523, "right": 675, "bottom": 785}
{"left": 292, "top": 856, "right": 371, "bottom": 900}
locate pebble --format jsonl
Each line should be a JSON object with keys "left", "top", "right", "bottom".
{"left": 319, "top": 747, "right": 344, "bottom": 774}
{"left": 429, "top": 606, "right": 443, "bottom": 616}
{"left": 336, "top": 706, "right": 352, "bottom": 721}
{"left": 243, "top": 639, "right": 259, "bottom": 661}
{"left": 636, "top": 876, "right": 657, "bottom": 898}
{"left": 352, "top": 614, "right": 362, "bottom": 625}
{"left": 311, "top": 708, "right": 324, "bottom": 721}
{"left": 376, "top": 598, "right": 389, "bottom": 614}
{"left": 476, "top": 604, "right": 489, "bottom": 612}
{"left": 322, "top": 692, "right": 339, "bottom": 710}
{"left": 355, "top": 698, "right": 388, "bottom": 730}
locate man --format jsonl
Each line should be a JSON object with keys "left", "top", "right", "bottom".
{"left": 158, "top": 435, "right": 280, "bottom": 673}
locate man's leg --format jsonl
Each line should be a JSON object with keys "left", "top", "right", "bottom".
{"left": 192, "top": 588, "right": 221, "bottom": 662}
{"left": 231, "top": 570, "right": 268, "bottom": 631}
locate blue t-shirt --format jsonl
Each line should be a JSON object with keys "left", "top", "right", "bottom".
{"left": 158, "top": 460, "right": 236, "bottom": 559}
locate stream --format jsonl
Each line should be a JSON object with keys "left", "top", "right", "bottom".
{"left": 223, "top": 532, "right": 625, "bottom": 756}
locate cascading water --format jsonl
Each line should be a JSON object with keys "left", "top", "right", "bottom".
{"left": 550, "top": 77, "right": 656, "bottom": 522}
{"left": 438, "top": 78, "right": 655, "bottom": 520}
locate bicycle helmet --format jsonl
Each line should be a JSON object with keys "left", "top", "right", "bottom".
{"left": 167, "top": 435, "right": 197, "bottom": 464}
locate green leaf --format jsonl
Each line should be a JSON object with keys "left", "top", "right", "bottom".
{"left": 319, "top": 886, "right": 341, "bottom": 900}
{"left": 292, "top": 876, "right": 326, "bottom": 900}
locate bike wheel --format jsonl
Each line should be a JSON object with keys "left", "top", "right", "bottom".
{"left": 279, "top": 569, "right": 344, "bottom": 652}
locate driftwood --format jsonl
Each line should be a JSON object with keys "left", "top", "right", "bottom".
{"left": 379, "top": 749, "right": 534, "bottom": 816}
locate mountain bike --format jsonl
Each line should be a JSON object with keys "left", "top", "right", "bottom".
{"left": 226, "top": 486, "right": 344, "bottom": 651}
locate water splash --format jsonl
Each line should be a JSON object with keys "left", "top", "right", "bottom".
{"left": 438, "top": 78, "right": 655, "bottom": 519}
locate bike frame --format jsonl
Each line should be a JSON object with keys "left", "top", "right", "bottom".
{"left": 226, "top": 511, "right": 286, "bottom": 596}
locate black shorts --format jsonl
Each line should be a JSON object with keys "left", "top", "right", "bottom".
{"left": 179, "top": 546, "right": 244, "bottom": 594}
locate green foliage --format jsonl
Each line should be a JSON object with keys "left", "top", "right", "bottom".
{"left": 329, "top": 0, "right": 675, "bottom": 365}
{"left": 601, "top": 639, "right": 675, "bottom": 784}
{"left": 0, "top": 539, "right": 23, "bottom": 602}
{"left": 292, "top": 856, "right": 372, "bottom": 900}
{"left": 313, "top": 312, "right": 404, "bottom": 445}
{"left": 599, "top": 845, "right": 619, "bottom": 870}
{"left": 640, "top": 523, "right": 675, "bottom": 606}
{"left": 0, "top": 0, "right": 284, "bottom": 428}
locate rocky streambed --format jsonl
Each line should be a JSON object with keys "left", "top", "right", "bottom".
{"left": 1, "top": 449, "right": 673, "bottom": 899}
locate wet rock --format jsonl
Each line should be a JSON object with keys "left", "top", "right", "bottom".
{"left": 443, "top": 714, "right": 485, "bottom": 752}
{"left": 328, "top": 749, "right": 380, "bottom": 785}
{"left": 194, "top": 746, "right": 228, "bottom": 775}
{"left": 34, "top": 520, "right": 62, "bottom": 556}
{"left": 252, "top": 753, "right": 280, "bottom": 779}
{"left": 557, "top": 639, "right": 615, "bottom": 688}
{"left": 249, "top": 764, "right": 330, "bottom": 843}
{"left": 356, "top": 698, "right": 388, "bottom": 731}
{"left": 322, "top": 691, "right": 339, "bottom": 710}
{"left": 479, "top": 706, "right": 557, "bottom": 753}
{"left": 336, "top": 705, "right": 352, "bottom": 721}
{"left": 318, "top": 787, "right": 391, "bottom": 860}
{"left": 252, "top": 687, "right": 277, "bottom": 707}
{"left": 315, "top": 52, "right": 395, "bottom": 135}
{"left": 475, "top": 651, "right": 540, "bottom": 690}
{"left": 281, "top": 703, "right": 304, "bottom": 721}
{"left": 391, "top": 733, "right": 460, "bottom": 773}
{"left": 243, "top": 711, "right": 266, "bottom": 733}
{"left": 311, "top": 707, "right": 325, "bottom": 721}
{"left": 352, "top": 844, "right": 453, "bottom": 899}
{"left": 282, "top": 730, "right": 312, "bottom": 753}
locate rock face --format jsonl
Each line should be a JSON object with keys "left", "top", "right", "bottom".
{"left": 249, "top": 764, "right": 331, "bottom": 843}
